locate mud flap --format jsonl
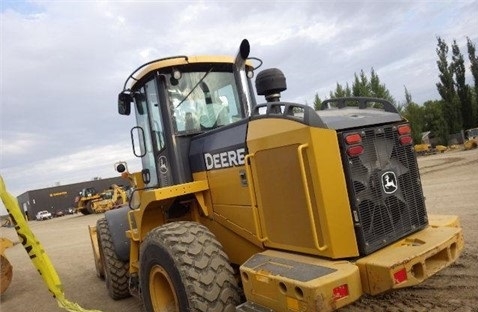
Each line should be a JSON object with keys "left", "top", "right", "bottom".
{"left": 104, "top": 206, "right": 131, "bottom": 262}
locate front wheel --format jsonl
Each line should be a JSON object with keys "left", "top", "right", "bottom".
{"left": 96, "top": 218, "right": 130, "bottom": 300}
{"left": 86, "top": 201, "right": 95, "bottom": 214}
{"left": 140, "top": 221, "right": 240, "bottom": 312}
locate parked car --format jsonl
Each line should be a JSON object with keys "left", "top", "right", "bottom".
{"left": 36, "top": 210, "right": 52, "bottom": 221}
{"left": 54, "top": 210, "right": 65, "bottom": 218}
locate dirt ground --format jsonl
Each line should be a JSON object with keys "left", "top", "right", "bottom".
{"left": 1, "top": 148, "right": 477, "bottom": 312}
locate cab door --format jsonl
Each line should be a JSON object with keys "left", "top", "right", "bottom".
{"left": 133, "top": 78, "right": 167, "bottom": 187}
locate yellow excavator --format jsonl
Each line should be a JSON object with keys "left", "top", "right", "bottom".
{"left": 88, "top": 39, "right": 463, "bottom": 311}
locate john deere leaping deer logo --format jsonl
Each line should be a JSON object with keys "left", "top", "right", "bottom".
{"left": 381, "top": 171, "right": 398, "bottom": 194}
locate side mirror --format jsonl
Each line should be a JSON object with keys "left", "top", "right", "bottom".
{"left": 118, "top": 92, "right": 132, "bottom": 115}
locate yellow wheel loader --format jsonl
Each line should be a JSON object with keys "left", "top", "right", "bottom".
{"left": 76, "top": 185, "right": 128, "bottom": 215}
{"left": 464, "top": 127, "right": 478, "bottom": 150}
{"left": 88, "top": 39, "right": 463, "bottom": 311}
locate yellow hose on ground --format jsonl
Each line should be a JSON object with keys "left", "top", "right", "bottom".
{"left": 0, "top": 175, "right": 103, "bottom": 312}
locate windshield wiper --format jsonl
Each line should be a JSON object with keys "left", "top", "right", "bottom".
{"left": 175, "top": 67, "right": 214, "bottom": 109}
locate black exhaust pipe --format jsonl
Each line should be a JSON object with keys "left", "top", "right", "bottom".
{"left": 233, "top": 39, "right": 255, "bottom": 115}
{"left": 234, "top": 39, "right": 250, "bottom": 69}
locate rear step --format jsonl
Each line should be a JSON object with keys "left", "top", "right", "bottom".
{"left": 355, "top": 218, "right": 463, "bottom": 295}
{"left": 237, "top": 215, "right": 463, "bottom": 310}
{"left": 238, "top": 250, "right": 362, "bottom": 312}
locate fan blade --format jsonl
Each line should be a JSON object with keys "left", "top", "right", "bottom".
{"left": 388, "top": 158, "right": 409, "bottom": 177}
{"left": 356, "top": 188, "right": 374, "bottom": 204}
{"left": 350, "top": 161, "right": 371, "bottom": 189}
{"left": 374, "top": 136, "right": 394, "bottom": 167}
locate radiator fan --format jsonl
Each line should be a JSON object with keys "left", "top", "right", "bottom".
{"left": 350, "top": 136, "right": 409, "bottom": 249}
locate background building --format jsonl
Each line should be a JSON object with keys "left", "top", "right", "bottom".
{"left": 16, "top": 177, "right": 128, "bottom": 220}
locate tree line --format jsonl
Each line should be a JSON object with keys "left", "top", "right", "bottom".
{"left": 313, "top": 37, "right": 478, "bottom": 145}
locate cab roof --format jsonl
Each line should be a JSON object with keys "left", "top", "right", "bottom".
{"left": 125, "top": 55, "right": 250, "bottom": 91}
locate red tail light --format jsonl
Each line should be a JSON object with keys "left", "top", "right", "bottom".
{"left": 347, "top": 145, "right": 364, "bottom": 157}
{"left": 345, "top": 132, "right": 363, "bottom": 157}
{"left": 397, "top": 124, "right": 413, "bottom": 145}
{"left": 399, "top": 136, "right": 413, "bottom": 145}
{"left": 398, "top": 124, "right": 411, "bottom": 135}
{"left": 393, "top": 268, "right": 408, "bottom": 284}
{"left": 345, "top": 133, "right": 362, "bottom": 145}
{"left": 333, "top": 284, "right": 349, "bottom": 300}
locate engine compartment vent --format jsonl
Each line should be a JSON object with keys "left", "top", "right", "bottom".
{"left": 340, "top": 124, "right": 428, "bottom": 255}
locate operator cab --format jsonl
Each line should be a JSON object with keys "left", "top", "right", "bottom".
{"left": 117, "top": 40, "right": 256, "bottom": 188}
{"left": 79, "top": 187, "right": 97, "bottom": 197}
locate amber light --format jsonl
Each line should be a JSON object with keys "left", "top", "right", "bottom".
{"left": 345, "top": 133, "right": 362, "bottom": 145}
{"left": 333, "top": 284, "right": 349, "bottom": 300}
{"left": 393, "top": 268, "right": 408, "bottom": 284}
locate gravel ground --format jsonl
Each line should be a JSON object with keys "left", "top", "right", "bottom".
{"left": 1, "top": 148, "right": 477, "bottom": 312}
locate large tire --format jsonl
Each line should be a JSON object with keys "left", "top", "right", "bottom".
{"left": 96, "top": 218, "right": 131, "bottom": 300}
{"left": 86, "top": 201, "right": 95, "bottom": 214}
{"left": 140, "top": 221, "right": 240, "bottom": 312}
{"left": 78, "top": 207, "right": 89, "bottom": 215}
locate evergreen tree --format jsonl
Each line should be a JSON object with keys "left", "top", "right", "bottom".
{"left": 328, "top": 69, "right": 395, "bottom": 105}
{"left": 313, "top": 93, "right": 322, "bottom": 110}
{"left": 330, "top": 82, "right": 346, "bottom": 98}
{"left": 401, "top": 89, "right": 424, "bottom": 143}
{"left": 436, "top": 37, "right": 461, "bottom": 134}
{"left": 451, "top": 40, "right": 473, "bottom": 129}
{"left": 467, "top": 37, "right": 478, "bottom": 126}
{"left": 403, "top": 103, "right": 424, "bottom": 143}
{"left": 369, "top": 68, "right": 395, "bottom": 104}
{"left": 329, "top": 82, "right": 352, "bottom": 98}
{"left": 423, "top": 100, "right": 449, "bottom": 145}
{"left": 404, "top": 86, "right": 413, "bottom": 105}
{"left": 345, "top": 83, "right": 352, "bottom": 97}
{"left": 352, "top": 70, "right": 371, "bottom": 97}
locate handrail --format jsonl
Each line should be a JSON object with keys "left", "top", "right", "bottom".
{"left": 320, "top": 96, "right": 399, "bottom": 114}
{"left": 297, "top": 144, "right": 328, "bottom": 251}
{"left": 244, "top": 153, "right": 268, "bottom": 243}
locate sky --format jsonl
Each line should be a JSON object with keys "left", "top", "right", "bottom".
{"left": 1, "top": 0, "right": 477, "bottom": 215}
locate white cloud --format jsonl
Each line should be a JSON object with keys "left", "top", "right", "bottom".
{"left": 0, "top": 132, "right": 44, "bottom": 156}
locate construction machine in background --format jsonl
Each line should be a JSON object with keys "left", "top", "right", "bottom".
{"left": 75, "top": 184, "right": 128, "bottom": 215}
{"left": 464, "top": 127, "right": 478, "bottom": 150}
{"left": 88, "top": 39, "right": 463, "bottom": 311}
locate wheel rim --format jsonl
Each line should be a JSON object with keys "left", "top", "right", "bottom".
{"left": 149, "top": 264, "right": 179, "bottom": 312}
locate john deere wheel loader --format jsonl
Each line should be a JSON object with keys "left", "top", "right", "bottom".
{"left": 88, "top": 39, "right": 463, "bottom": 311}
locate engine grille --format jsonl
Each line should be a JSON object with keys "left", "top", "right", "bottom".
{"left": 341, "top": 124, "right": 428, "bottom": 255}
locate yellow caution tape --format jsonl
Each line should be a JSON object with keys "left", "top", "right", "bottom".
{"left": 0, "top": 175, "right": 103, "bottom": 312}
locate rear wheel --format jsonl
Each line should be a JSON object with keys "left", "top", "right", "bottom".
{"left": 140, "top": 221, "right": 240, "bottom": 312}
{"left": 96, "top": 218, "right": 130, "bottom": 300}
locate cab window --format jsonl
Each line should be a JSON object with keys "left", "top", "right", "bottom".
{"left": 167, "top": 71, "right": 243, "bottom": 134}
